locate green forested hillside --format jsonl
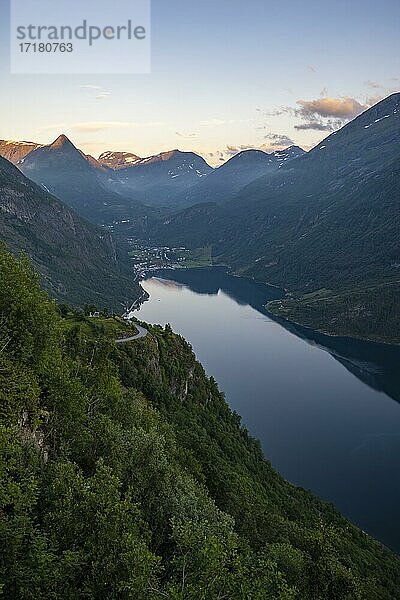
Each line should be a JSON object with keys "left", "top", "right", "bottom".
{"left": 1, "top": 246, "right": 399, "bottom": 599}
{"left": 267, "top": 280, "right": 400, "bottom": 344}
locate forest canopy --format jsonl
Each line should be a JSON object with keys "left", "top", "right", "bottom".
{"left": 0, "top": 245, "right": 399, "bottom": 599}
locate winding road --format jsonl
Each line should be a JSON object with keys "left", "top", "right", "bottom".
{"left": 115, "top": 323, "right": 148, "bottom": 344}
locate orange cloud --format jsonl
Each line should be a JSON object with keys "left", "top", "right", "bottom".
{"left": 297, "top": 97, "right": 367, "bottom": 119}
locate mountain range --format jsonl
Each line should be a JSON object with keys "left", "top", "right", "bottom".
{"left": 0, "top": 137, "right": 215, "bottom": 215}
{"left": 0, "top": 136, "right": 306, "bottom": 217}
{"left": 1, "top": 93, "right": 399, "bottom": 341}
{"left": 173, "top": 145, "right": 305, "bottom": 207}
{"left": 9, "top": 134, "right": 150, "bottom": 224}
{"left": 109, "top": 149, "right": 213, "bottom": 206}
{"left": 153, "top": 93, "right": 400, "bottom": 342}
{"left": 0, "top": 134, "right": 310, "bottom": 312}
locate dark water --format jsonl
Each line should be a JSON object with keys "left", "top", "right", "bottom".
{"left": 135, "top": 267, "right": 400, "bottom": 552}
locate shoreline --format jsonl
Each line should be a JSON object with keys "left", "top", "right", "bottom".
{"left": 264, "top": 304, "right": 400, "bottom": 349}
{"left": 134, "top": 263, "right": 400, "bottom": 349}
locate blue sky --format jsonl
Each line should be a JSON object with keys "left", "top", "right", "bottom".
{"left": 0, "top": 0, "right": 399, "bottom": 164}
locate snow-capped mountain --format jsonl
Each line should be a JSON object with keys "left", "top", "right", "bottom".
{"left": 173, "top": 146, "right": 306, "bottom": 207}
{"left": 0, "top": 134, "right": 306, "bottom": 210}
{"left": 0, "top": 140, "right": 43, "bottom": 164}
{"left": 111, "top": 150, "right": 214, "bottom": 206}
{"left": 0, "top": 135, "right": 214, "bottom": 210}
{"left": 119, "top": 149, "right": 211, "bottom": 178}
{"left": 98, "top": 151, "right": 142, "bottom": 170}
{"left": 273, "top": 145, "right": 306, "bottom": 164}
{"left": 13, "top": 135, "right": 147, "bottom": 222}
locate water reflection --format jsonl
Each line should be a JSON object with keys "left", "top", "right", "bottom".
{"left": 150, "top": 267, "right": 400, "bottom": 405}
{"left": 135, "top": 267, "right": 400, "bottom": 551}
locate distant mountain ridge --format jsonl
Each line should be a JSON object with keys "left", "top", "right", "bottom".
{"left": 113, "top": 149, "right": 213, "bottom": 206}
{"left": 157, "top": 94, "right": 400, "bottom": 277}
{"left": 0, "top": 137, "right": 307, "bottom": 212}
{"left": 174, "top": 145, "right": 305, "bottom": 207}
{"left": 3, "top": 134, "right": 150, "bottom": 224}
{"left": 0, "top": 137, "right": 215, "bottom": 212}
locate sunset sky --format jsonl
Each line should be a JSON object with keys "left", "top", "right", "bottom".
{"left": 0, "top": 0, "right": 399, "bottom": 165}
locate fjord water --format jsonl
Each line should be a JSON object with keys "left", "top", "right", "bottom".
{"left": 135, "top": 268, "right": 400, "bottom": 552}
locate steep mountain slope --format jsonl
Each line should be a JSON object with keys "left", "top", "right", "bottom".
{"left": 175, "top": 145, "right": 305, "bottom": 207}
{"left": 1, "top": 249, "right": 400, "bottom": 598}
{"left": 155, "top": 93, "right": 400, "bottom": 342}
{"left": 263, "top": 155, "right": 400, "bottom": 343}
{"left": 0, "top": 139, "right": 42, "bottom": 164}
{"left": 0, "top": 154, "right": 142, "bottom": 308}
{"left": 224, "top": 93, "right": 400, "bottom": 284}
{"left": 16, "top": 135, "right": 148, "bottom": 223}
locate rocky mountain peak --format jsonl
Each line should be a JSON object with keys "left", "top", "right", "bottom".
{"left": 49, "top": 134, "right": 77, "bottom": 150}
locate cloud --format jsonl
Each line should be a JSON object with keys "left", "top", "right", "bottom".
{"left": 39, "top": 123, "right": 68, "bottom": 132}
{"left": 262, "top": 107, "right": 287, "bottom": 117}
{"left": 256, "top": 96, "right": 365, "bottom": 123}
{"left": 294, "top": 121, "right": 335, "bottom": 131}
{"left": 223, "top": 144, "right": 258, "bottom": 157}
{"left": 264, "top": 133, "right": 294, "bottom": 147}
{"left": 69, "top": 121, "right": 165, "bottom": 133}
{"left": 365, "top": 93, "right": 385, "bottom": 106}
{"left": 79, "top": 84, "right": 103, "bottom": 90}
{"left": 80, "top": 84, "right": 112, "bottom": 100}
{"left": 96, "top": 92, "right": 111, "bottom": 100}
{"left": 176, "top": 131, "right": 197, "bottom": 138}
{"left": 258, "top": 91, "right": 395, "bottom": 133}
{"left": 223, "top": 137, "right": 294, "bottom": 158}
{"left": 226, "top": 145, "right": 240, "bottom": 153}
{"left": 204, "top": 150, "right": 225, "bottom": 164}
{"left": 225, "top": 144, "right": 258, "bottom": 155}
{"left": 364, "top": 88, "right": 398, "bottom": 107}
{"left": 296, "top": 96, "right": 367, "bottom": 120}
{"left": 292, "top": 96, "right": 368, "bottom": 132}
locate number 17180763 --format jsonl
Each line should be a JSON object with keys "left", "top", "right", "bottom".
{"left": 19, "top": 42, "right": 73, "bottom": 53}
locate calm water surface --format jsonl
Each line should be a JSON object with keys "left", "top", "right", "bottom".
{"left": 135, "top": 267, "right": 400, "bottom": 552}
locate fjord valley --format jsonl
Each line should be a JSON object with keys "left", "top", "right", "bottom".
{"left": 1, "top": 0, "right": 400, "bottom": 593}
{"left": 3, "top": 95, "right": 398, "bottom": 343}
{"left": 1, "top": 91, "right": 400, "bottom": 598}
{"left": 147, "top": 94, "right": 400, "bottom": 343}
